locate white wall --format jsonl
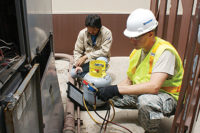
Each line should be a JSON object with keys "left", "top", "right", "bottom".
{"left": 52, "top": 0, "right": 150, "bottom": 14}
{"left": 52, "top": 0, "right": 197, "bottom": 15}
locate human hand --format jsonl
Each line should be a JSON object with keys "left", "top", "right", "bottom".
{"left": 76, "top": 55, "right": 88, "bottom": 66}
{"left": 75, "top": 66, "right": 83, "bottom": 74}
{"left": 96, "top": 85, "right": 123, "bottom": 101}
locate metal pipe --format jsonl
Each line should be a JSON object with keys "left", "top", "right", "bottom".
{"left": 55, "top": 53, "right": 75, "bottom": 133}
{"left": 77, "top": 106, "right": 81, "bottom": 133}
{"left": 54, "top": 53, "right": 72, "bottom": 62}
{"left": 63, "top": 98, "right": 75, "bottom": 133}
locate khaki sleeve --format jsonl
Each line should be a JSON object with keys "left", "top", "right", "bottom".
{"left": 86, "top": 30, "right": 112, "bottom": 60}
{"left": 73, "top": 31, "right": 85, "bottom": 64}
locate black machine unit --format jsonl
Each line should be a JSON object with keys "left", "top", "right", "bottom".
{"left": 0, "top": 0, "right": 64, "bottom": 133}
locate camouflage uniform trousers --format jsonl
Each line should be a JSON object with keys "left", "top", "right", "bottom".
{"left": 112, "top": 93, "right": 177, "bottom": 133}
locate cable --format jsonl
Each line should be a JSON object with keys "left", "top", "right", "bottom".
{"left": 94, "top": 109, "right": 133, "bottom": 133}
{"left": 81, "top": 79, "right": 132, "bottom": 132}
{"left": 0, "top": 46, "right": 11, "bottom": 58}
{"left": 99, "top": 109, "right": 109, "bottom": 133}
{"left": 8, "top": 55, "right": 20, "bottom": 63}
{"left": 93, "top": 98, "right": 132, "bottom": 133}
{"left": 82, "top": 95, "right": 115, "bottom": 124}
{"left": 0, "top": 39, "right": 14, "bottom": 45}
{"left": 83, "top": 95, "right": 101, "bottom": 124}
{"left": 82, "top": 82, "right": 115, "bottom": 123}
{"left": 109, "top": 100, "right": 115, "bottom": 122}
{"left": 0, "top": 46, "right": 11, "bottom": 50}
{"left": 103, "top": 108, "right": 110, "bottom": 133}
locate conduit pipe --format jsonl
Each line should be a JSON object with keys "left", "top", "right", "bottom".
{"left": 55, "top": 53, "right": 76, "bottom": 133}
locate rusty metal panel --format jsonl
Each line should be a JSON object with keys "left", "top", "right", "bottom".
{"left": 150, "top": 0, "right": 159, "bottom": 16}
{"left": 171, "top": 1, "right": 200, "bottom": 132}
{"left": 157, "top": 0, "right": 168, "bottom": 38}
{"left": 40, "top": 53, "right": 64, "bottom": 133}
{"left": 166, "top": 0, "right": 179, "bottom": 43}
{"left": 4, "top": 64, "right": 43, "bottom": 133}
{"left": 177, "top": 0, "right": 195, "bottom": 60}
{"left": 185, "top": 61, "right": 200, "bottom": 133}
{"left": 177, "top": 2, "right": 200, "bottom": 131}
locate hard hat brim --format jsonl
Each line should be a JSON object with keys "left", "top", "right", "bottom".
{"left": 123, "top": 23, "right": 158, "bottom": 38}
{"left": 123, "top": 29, "right": 142, "bottom": 38}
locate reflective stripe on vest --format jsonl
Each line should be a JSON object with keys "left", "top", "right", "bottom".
{"left": 130, "top": 43, "right": 162, "bottom": 75}
{"left": 129, "top": 50, "right": 137, "bottom": 75}
{"left": 161, "top": 86, "right": 181, "bottom": 93}
{"left": 149, "top": 43, "right": 161, "bottom": 74}
{"left": 130, "top": 50, "right": 137, "bottom": 59}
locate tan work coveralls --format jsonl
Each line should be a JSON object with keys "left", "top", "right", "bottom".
{"left": 73, "top": 26, "right": 113, "bottom": 64}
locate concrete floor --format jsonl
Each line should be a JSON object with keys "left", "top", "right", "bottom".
{"left": 55, "top": 57, "right": 200, "bottom": 133}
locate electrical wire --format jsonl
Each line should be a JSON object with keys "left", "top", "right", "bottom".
{"left": 94, "top": 108, "right": 133, "bottom": 133}
{"left": 83, "top": 95, "right": 132, "bottom": 133}
{"left": 0, "top": 39, "right": 14, "bottom": 45}
{"left": 82, "top": 91, "right": 115, "bottom": 124}
{"left": 0, "top": 46, "right": 11, "bottom": 59}
{"left": 83, "top": 95, "right": 102, "bottom": 124}
{"left": 109, "top": 100, "right": 115, "bottom": 120}
{"left": 94, "top": 95, "right": 113, "bottom": 133}
{"left": 8, "top": 55, "right": 20, "bottom": 63}
{"left": 82, "top": 95, "right": 115, "bottom": 122}
{"left": 103, "top": 108, "right": 110, "bottom": 133}
{"left": 0, "top": 55, "right": 20, "bottom": 67}
{"left": 99, "top": 109, "right": 109, "bottom": 133}
{"left": 81, "top": 79, "right": 132, "bottom": 133}
{"left": 0, "top": 46, "right": 11, "bottom": 50}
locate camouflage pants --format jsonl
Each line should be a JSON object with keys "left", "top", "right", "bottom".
{"left": 112, "top": 93, "right": 177, "bottom": 132}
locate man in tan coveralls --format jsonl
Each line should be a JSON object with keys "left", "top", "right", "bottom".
{"left": 71, "top": 14, "right": 113, "bottom": 78}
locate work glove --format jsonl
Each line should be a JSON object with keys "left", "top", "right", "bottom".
{"left": 96, "top": 85, "right": 123, "bottom": 101}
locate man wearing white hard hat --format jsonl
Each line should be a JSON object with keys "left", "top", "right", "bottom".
{"left": 97, "top": 8, "right": 184, "bottom": 133}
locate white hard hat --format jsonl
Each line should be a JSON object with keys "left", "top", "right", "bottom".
{"left": 124, "top": 8, "right": 158, "bottom": 38}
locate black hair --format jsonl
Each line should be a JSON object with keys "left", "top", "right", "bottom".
{"left": 85, "top": 14, "right": 102, "bottom": 29}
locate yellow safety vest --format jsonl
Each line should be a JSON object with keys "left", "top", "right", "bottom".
{"left": 127, "top": 37, "right": 184, "bottom": 100}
